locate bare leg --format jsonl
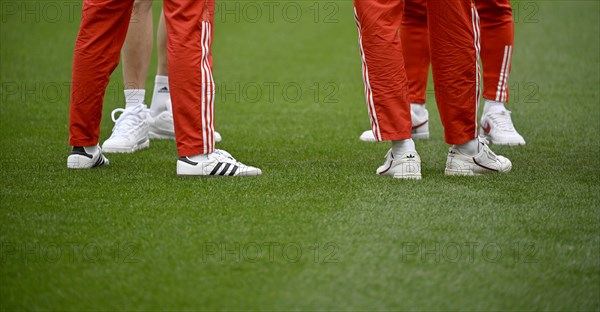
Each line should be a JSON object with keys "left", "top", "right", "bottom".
{"left": 157, "top": 10, "right": 168, "bottom": 76}
{"left": 121, "top": 0, "right": 153, "bottom": 93}
{"left": 149, "top": 8, "right": 170, "bottom": 117}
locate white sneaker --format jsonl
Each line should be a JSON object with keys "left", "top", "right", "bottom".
{"left": 102, "top": 104, "right": 150, "bottom": 153}
{"left": 359, "top": 109, "right": 429, "bottom": 142}
{"left": 67, "top": 145, "right": 109, "bottom": 169}
{"left": 148, "top": 110, "right": 176, "bottom": 140}
{"left": 177, "top": 149, "right": 261, "bottom": 176}
{"left": 376, "top": 149, "right": 422, "bottom": 180}
{"left": 359, "top": 130, "right": 377, "bottom": 142}
{"left": 480, "top": 110, "right": 525, "bottom": 146}
{"left": 411, "top": 108, "right": 429, "bottom": 140}
{"left": 445, "top": 138, "right": 512, "bottom": 176}
{"left": 148, "top": 109, "right": 222, "bottom": 142}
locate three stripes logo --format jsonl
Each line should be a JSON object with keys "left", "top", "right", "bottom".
{"left": 178, "top": 157, "right": 240, "bottom": 176}
{"left": 70, "top": 147, "right": 106, "bottom": 168}
{"left": 157, "top": 86, "right": 169, "bottom": 93}
{"left": 209, "top": 162, "right": 239, "bottom": 176}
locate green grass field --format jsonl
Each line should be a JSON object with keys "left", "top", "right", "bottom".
{"left": 1, "top": 0, "right": 599, "bottom": 310}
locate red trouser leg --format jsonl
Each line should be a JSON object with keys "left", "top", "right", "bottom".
{"left": 69, "top": 0, "right": 135, "bottom": 146}
{"left": 353, "top": 0, "right": 411, "bottom": 142}
{"left": 477, "top": 0, "right": 514, "bottom": 103}
{"left": 427, "top": 1, "right": 479, "bottom": 144}
{"left": 401, "top": 0, "right": 429, "bottom": 105}
{"left": 163, "top": 0, "right": 214, "bottom": 156}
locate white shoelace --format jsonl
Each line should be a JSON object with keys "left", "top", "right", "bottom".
{"left": 211, "top": 150, "right": 251, "bottom": 168}
{"left": 487, "top": 110, "right": 516, "bottom": 132}
{"left": 110, "top": 105, "right": 146, "bottom": 138}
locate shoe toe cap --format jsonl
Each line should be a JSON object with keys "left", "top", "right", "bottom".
{"left": 359, "top": 130, "right": 376, "bottom": 142}
{"left": 239, "top": 166, "right": 262, "bottom": 176}
{"left": 214, "top": 131, "right": 222, "bottom": 143}
{"left": 497, "top": 156, "right": 512, "bottom": 173}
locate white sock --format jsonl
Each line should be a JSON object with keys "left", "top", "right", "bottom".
{"left": 124, "top": 89, "right": 145, "bottom": 109}
{"left": 411, "top": 103, "right": 427, "bottom": 118}
{"left": 188, "top": 153, "right": 209, "bottom": 163}
{"left": 454, "top": 138, "right": 480, "bottom": 156}
{"left": 83, "top": 145, "right": 99, "bottom": 154}
{"left": 392, "top": 139, "right": 416, "bottom": 156}
{"left": 150, "top": 75, "right": 169, "bottom": 117}
{"left": 483, "top": 99, "right": 506, "bottom": 115}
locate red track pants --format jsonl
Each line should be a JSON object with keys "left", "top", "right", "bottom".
{"left": 354, "top": 0, "right": 481, "bottom": 144}
{"left": 403, "top": 0, "right": 514, "bottom": 105}
{"left": 69, "top": 0, "right": 216, "bottom": 156}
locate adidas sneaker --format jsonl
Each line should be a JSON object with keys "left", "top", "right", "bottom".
{"left": 480, "top": 110, "right": 525, "bottom": 146}
{"left": 445, "top": 138, "right": 512, "bottom": 176}
{"left": 67, "top": 145, "right": 109, "bottom": 169}
{"left": 102, "top": 104, "right": 149, "bottom": 153}
{"left": 376, "top": 149, "right": 422, "bottom": 180}
{"left": 177, "top": 149, "right": 261, "bottom": 176}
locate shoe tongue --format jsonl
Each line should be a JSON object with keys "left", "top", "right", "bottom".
{"left": 213, "top": 150, "right": 235, "bottom": 162}
{"left": 479, "top": 144, "right": 497, "bottom": 160}
{"left": 486, "top": 106, "right": 506, "bottom": 115}
{"left": 125, "top": 102, "right": 142, "bottom": 110}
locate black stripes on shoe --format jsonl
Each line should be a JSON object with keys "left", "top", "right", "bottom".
{"left": 209, "top": 163, "right": 223, "bottom": 175}
{"left": 219, "top": 164, "right": 231, "bottom": 176}
{"left": 210, "top": 162, "right": 239, "bottom": 176}
{"left": 92, "top": 155, "right": 106, "bottom": 168}
{"left": 179, "top": 157, "right": 240, "bottom": 176}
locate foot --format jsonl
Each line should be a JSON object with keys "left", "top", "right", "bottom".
{"left": 67, "top": 145, "right": 109, "bottom": 169}
{"left": 147, "top": 109, "right": 222, "bottom": 142}
{"left": 102, "top": 104, "right": 150, "bottom": 153}
{"left": 148, "top": 110, "right": 175, "bottom": 140}
{"left": 177, "top": 149, "right": 261, "bottom": 176}
{"left": 376, "top": 149, "right": 422, "bottom": 180}
{"left": 445, "top": 138, "right": 512, "bottom": 176}
{"left": 359, "top": 109, "right": 429, "bottom": 142}
{"left": 480, "top": 110, "right": 525, "bottom": 146}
